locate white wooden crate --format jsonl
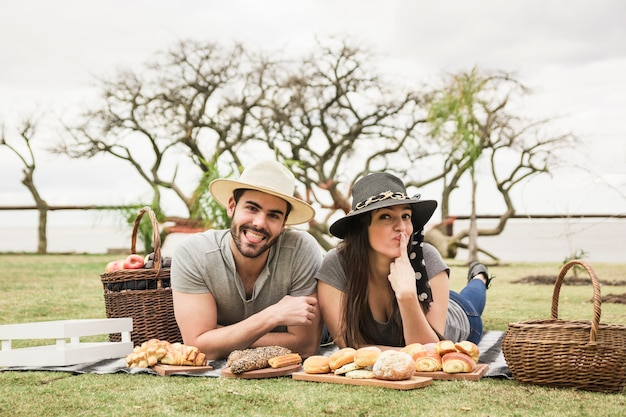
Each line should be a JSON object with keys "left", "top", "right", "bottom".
{"left": 0, "top": 318, "right": 133, "bottom": 367}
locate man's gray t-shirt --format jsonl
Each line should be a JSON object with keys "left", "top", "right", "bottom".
{"left": 171, "top": 228, "right": 322, "bottom": 331}
{"left": 315, "top": 242, "right": 469, "bottom": 344}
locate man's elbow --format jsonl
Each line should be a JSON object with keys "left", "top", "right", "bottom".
{"left": 299, "top": 343, "right": 320, "bottom": 359}
{"left": 297, "top": 330, "right": 323, "bottom": 358}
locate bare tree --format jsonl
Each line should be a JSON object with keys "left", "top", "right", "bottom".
{"left": 421, "top": 67, "right": 577, "bottom": 262}
{"left": 52, "top": 38, "right": 578, "bottom": 262}
{"left": 56, "top": 40, "right": 273, "bottom": 224}
{"left": 256, "top": 37, "right": 433, "bottom": 249}
{"left": 1, "top": 116, "right": 50, "bottom": 253}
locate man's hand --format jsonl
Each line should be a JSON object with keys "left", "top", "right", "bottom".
{"left": 266, "top": 295, "right": 318, "bottom": 326}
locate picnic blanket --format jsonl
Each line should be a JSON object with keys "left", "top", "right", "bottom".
{"left": 1, "top": 330, "right": 511, "bottom": 378}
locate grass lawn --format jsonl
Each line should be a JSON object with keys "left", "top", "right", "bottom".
{"left": 1, "top": 254, "right": 625, "bottom": 416}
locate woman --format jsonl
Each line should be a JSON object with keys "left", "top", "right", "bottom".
{"left": 316, "top": 172, "right": 492, "bottom": 349}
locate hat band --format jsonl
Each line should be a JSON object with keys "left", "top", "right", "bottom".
{"left": 351, "top": 190, "right": 421, "bottom": 213}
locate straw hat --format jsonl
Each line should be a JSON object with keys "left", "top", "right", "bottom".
{"left": 209, "top": 160, "right": 315, "bottom": 225}
{"left": 329, "top": 172, "right": 437, "bottom": 238}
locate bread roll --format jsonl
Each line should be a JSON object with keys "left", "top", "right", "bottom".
{"left": 441, "top": 352, "right": 476, "bottom": 373}
{"left": 413, "top": 351, "right": 442, "bottom": 372}
{"left": 400, "top": 343, "right": 426, "bottom": 361}
{"left": 354, "top": 346, "right": 381, "bottom": 367}
{"left": 303, "top": 355, "right": 331, "bottom": 374}
{"left": 454, "top": 341, "right": 480, "bottom": 363}
{"left": 328, "top": 347, "right": 356, "bottom": 371}
{"left": 372, "top": 350, "right": 415, "bottom": 381}
{"left": 433, "top": 340, "right": 457, "bottom": 356}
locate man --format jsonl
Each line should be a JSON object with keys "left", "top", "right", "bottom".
{"left": 171, "top": 160, "right": 323, "bottom": 360}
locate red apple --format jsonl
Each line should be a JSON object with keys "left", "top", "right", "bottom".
{"left": 105, "top": 259, "right": 125, "bottom": 272}
{"left": 123, "top": 254, "right": 145, "bottom": 270}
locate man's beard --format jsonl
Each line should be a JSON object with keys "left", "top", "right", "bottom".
{"left": 230, "top": 220, "right": 278, "bottom": 258}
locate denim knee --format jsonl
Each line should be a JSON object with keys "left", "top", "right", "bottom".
{"left": 450, "top": 291, "right": 483, "bottom": 343}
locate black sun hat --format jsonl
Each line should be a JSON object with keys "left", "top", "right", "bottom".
{"left": 329, "top": 172, "right": 437, "bottom": 239}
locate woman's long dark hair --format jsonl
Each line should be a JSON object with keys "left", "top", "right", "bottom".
{"left": 339, "top": 213, "right": 405, "bottom": 347}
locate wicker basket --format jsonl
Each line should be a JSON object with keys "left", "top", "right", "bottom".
{"left": 100, "top": 206, "right": 182, "bottom": 346}
{"left": 502, "top": 260, "right": 626, "bottom": 393}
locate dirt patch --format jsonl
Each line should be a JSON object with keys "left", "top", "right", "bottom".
{"left": 513, "top": 275, "right": 626, "bottom": 286}
{"left": 513, "top": 275, "right": 626, "bottom": 304}
{"left": 600, "top": 294, "right": 626, "bottom": 304}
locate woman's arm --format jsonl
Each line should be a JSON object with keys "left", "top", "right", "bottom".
{"left": 317, "top": 280, "right": 348, "bottom": 348}
{"left": 388, "top": 233, "right": 442, "bottom": 344}
{"left": 395, "top": 290, "right": 441, "bottom": 344}
{"left": 424, "top": 271, "right": 449, "bottom": 336}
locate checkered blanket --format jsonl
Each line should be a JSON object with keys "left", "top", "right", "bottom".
{"left": 1, "top": 331, "right": 511, "bottom": 378}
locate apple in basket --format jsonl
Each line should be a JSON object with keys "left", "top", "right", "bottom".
{"left": 123, "top": 254, "right": 145, "bottom": 269}
{"left": 104, "top": 259, "right": 125, "bottom": 272}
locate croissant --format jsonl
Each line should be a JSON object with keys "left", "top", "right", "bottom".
{"left": 454, "top": 341, "right": 480, "bottom": 363}
{"left": 400, "top": 343, "right": 426, "bottom": 361}
{"left": 160, "top": 342, "right": 207, "bottom": 366}
{"left": 126, "top": 339, "right": 168, "bottom": 368}
{"left": 125, "top": 339, "right": 207, "bottom": 368}
{"left": 413, "top": 351, "right": 442, "bottom": 372}
{"left": 433, "top": 340, "right": 457, "bottom": 356}
{"left": 441, "top": 352, "right": 476, "bottom": 373}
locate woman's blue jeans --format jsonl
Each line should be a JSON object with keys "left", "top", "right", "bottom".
{"left": 449, "top": 279, "right": 487, "bottom": 344}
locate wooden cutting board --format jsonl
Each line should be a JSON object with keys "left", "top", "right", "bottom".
{"left": 152, "top": 364, "right": 214, "bottom": 376}
{"left": 413, "top": 363, "right": 489, "bottom": 380}
{"left": 222, "top": 363, "right": 303, "bottom": 379}
{"left": 291, "top": 372, "right": 433, "bottom": 390}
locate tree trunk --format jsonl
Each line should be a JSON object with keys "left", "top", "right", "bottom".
{"left": 22, "top": 171, "right": 49, "bottom": 254}
{"left": 37, "top": 207, "right": 48, "bottom": 253}
{"left": 425, "top": 228, "right": 457, "bottom": 259}
{"left": 467, "top": 173, "right": 478, "bottom": 263}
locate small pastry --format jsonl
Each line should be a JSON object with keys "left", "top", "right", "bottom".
{"left": 303, "top": 355, "right": 331, "bottom": 374}
{"left": 454, "top": 341, "right": 480, "bottom": 363}
{"left": 400, "top": 343, "right": 426, "bottom": 361}
{"left": 354, "top": 346, "right": 381, "bottom": 367}
{"left": 434, "top": 340, "right": 457, "bottom": 356}
{"left": 328, "top": 347, "right": 356, "bottom": 371}
{"left": 414, "top": 351, "right": 443, "bottom": 372}
{"left": 441, "top": 352, "right": 476, "bottom": 373}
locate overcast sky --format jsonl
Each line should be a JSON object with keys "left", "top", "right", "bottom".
{"left": 1, "top": 0, "right": 625, "bottom": 228}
